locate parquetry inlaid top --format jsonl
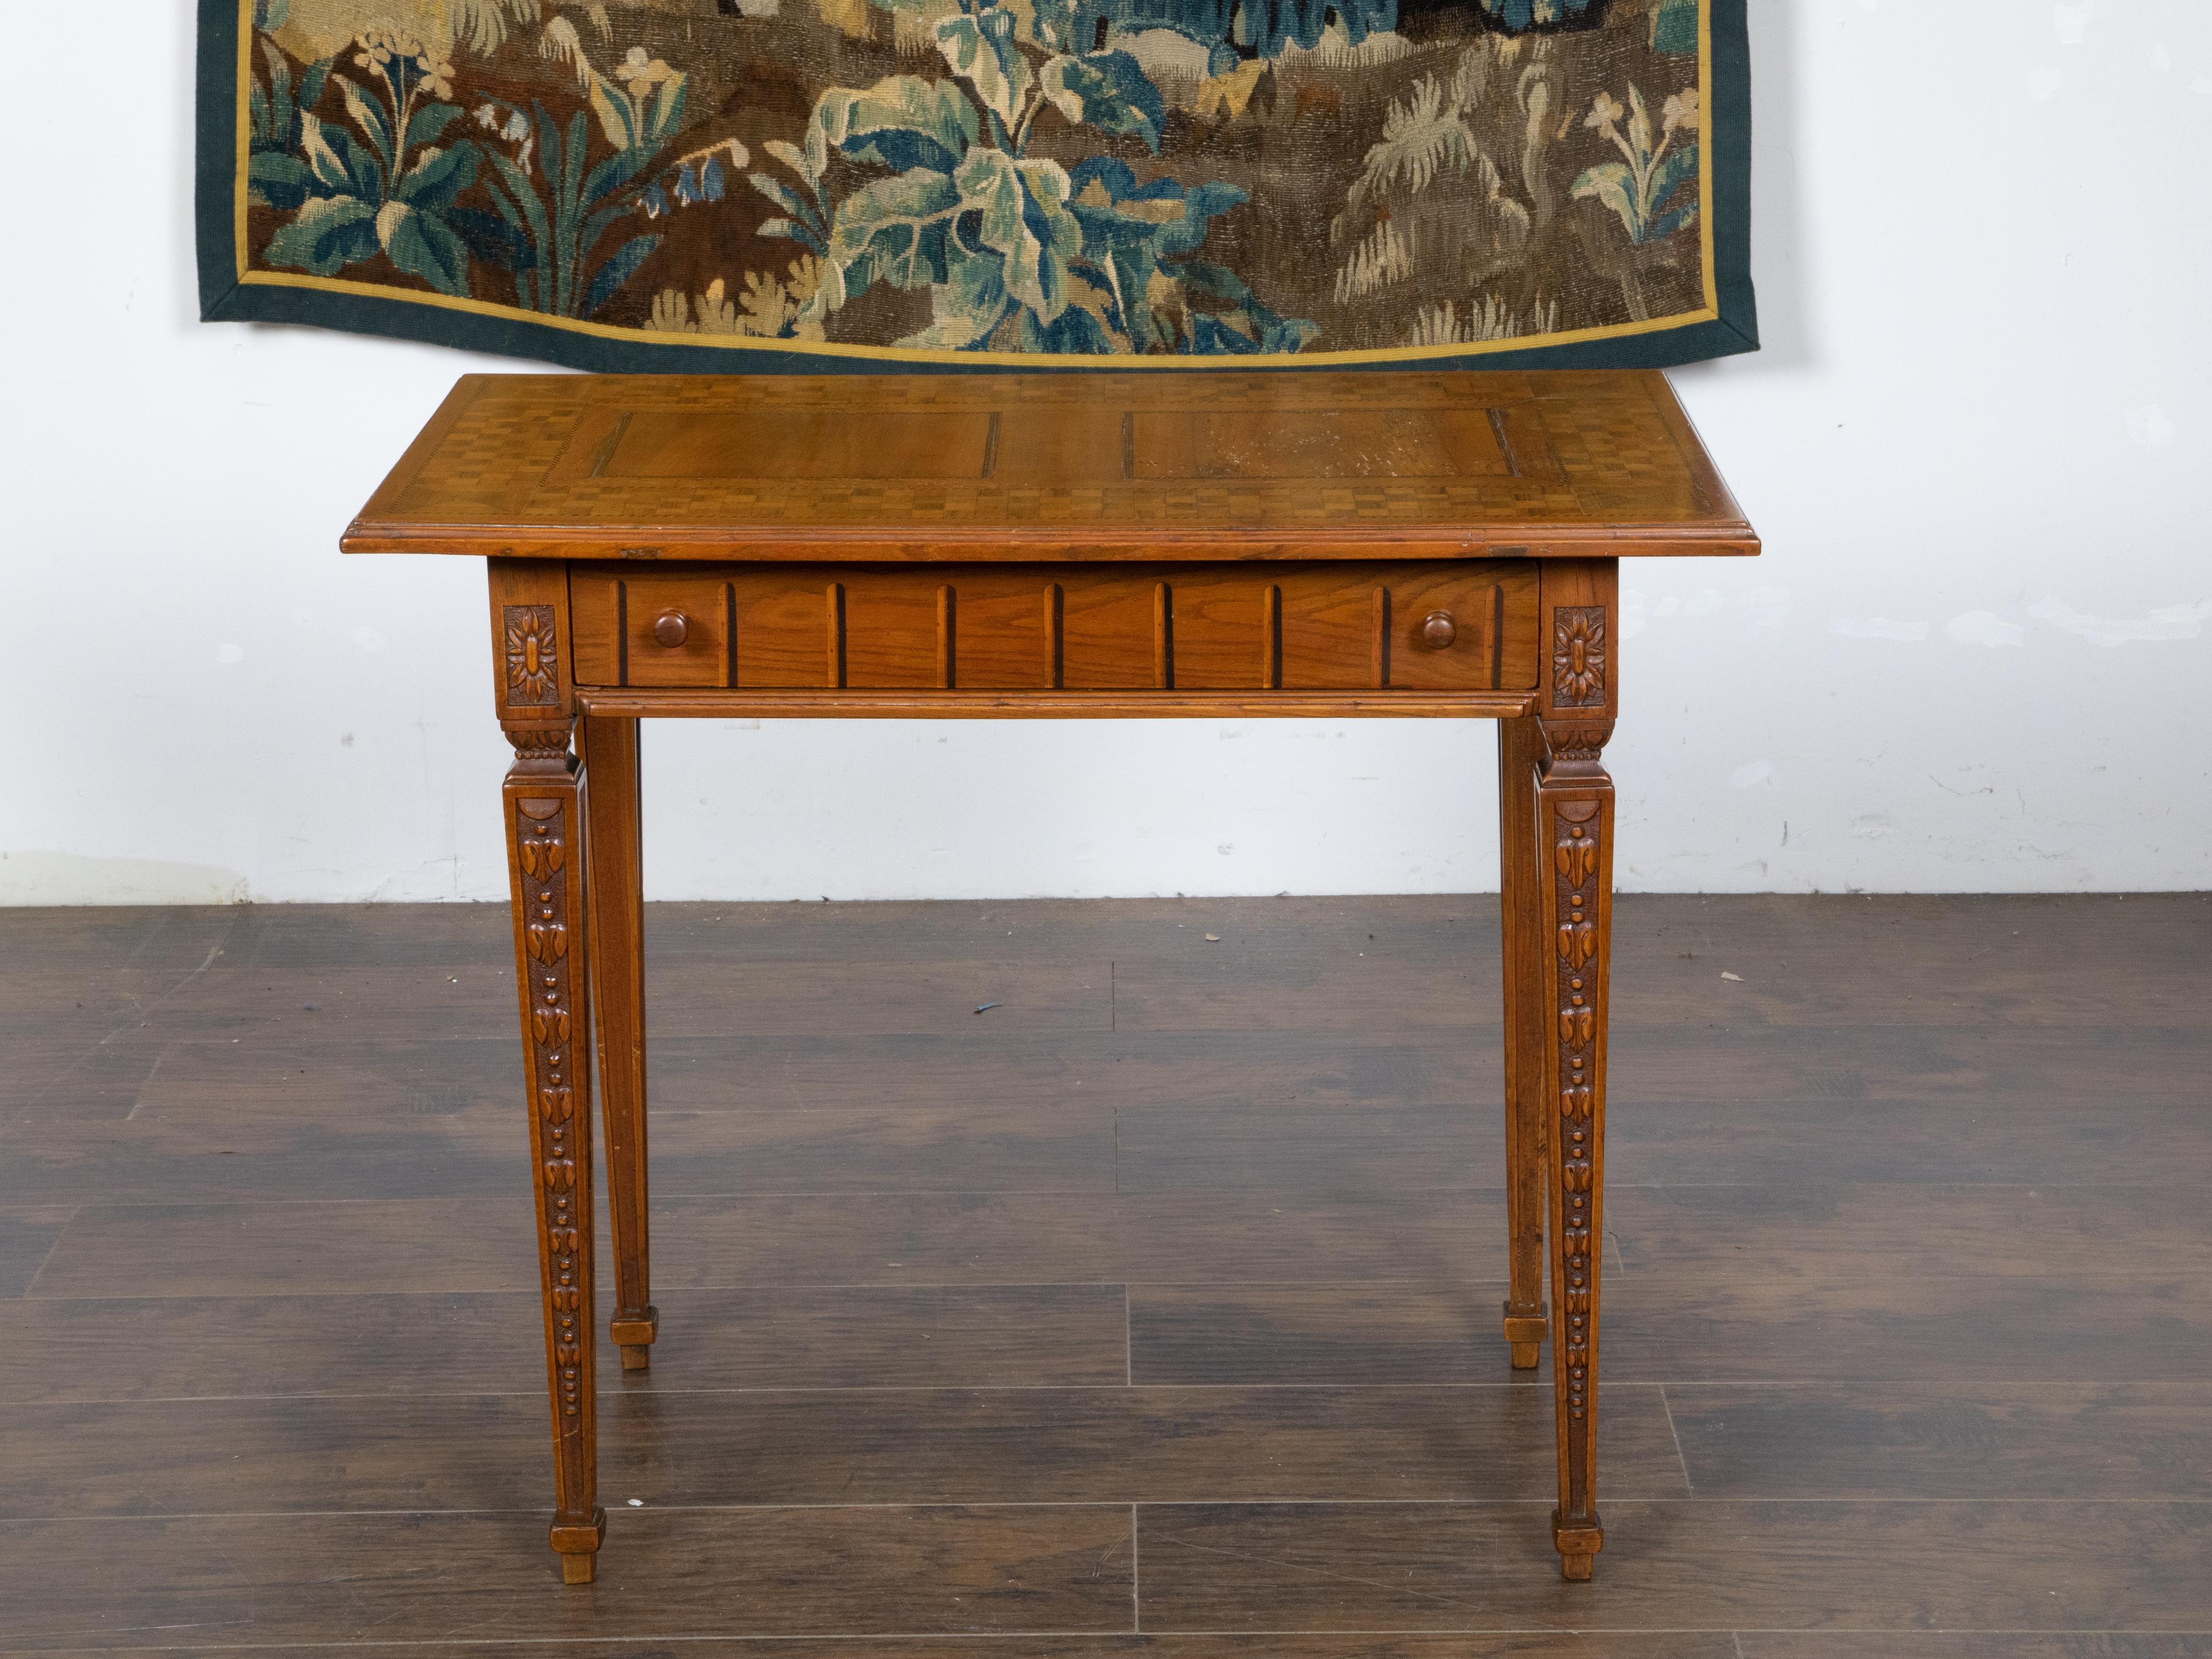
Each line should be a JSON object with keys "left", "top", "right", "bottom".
{"left": 343, "top": 371, "right": 1756, "bottom": 563}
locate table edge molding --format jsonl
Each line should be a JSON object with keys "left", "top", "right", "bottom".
{"left": 341, "top": 526, "right": 1759, "bottom": 561}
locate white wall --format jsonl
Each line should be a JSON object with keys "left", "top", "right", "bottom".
{"left": 2, "top": 1, "right": 2206, "bottom": 904}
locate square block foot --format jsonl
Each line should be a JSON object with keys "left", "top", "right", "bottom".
{"left": 1552, "top": 1508, "right": 1604, "bottom": 1583}
{"left": 1510, "top": 1341, "right": 1542, "bottom": 1370}
{"left": 550, "top": 1506, "right": 606, "bottom": 1579}
{"left": 1501, "top": 1303, "right": 1549, "bottom": 1352}
{"left": 619, "top": 1345, "right": 652, "bottom": 1372}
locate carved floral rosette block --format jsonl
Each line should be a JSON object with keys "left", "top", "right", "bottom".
{"left": 506, "top": 605, "right": 561, "bottom": 707}
{"left": 1551, "top": 607, "right": 1608, "bottom": 709}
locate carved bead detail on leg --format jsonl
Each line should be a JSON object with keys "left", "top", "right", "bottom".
{"left": 507, "top": 719, "right": 602, "bottom": 1585}
{"left": 1537, "top": 714, "right": 1614, "bottom": 1584}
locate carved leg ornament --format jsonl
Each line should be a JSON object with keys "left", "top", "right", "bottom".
{"left": 1537, "top": 718, "right": 1613, "bottom": 1582}
{"left": 505, "top": 721, "right": 605, "bottom": 1584}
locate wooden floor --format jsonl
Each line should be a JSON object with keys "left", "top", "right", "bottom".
{"left": 1, "top": 893, "right": 2208, "bottom": 1656}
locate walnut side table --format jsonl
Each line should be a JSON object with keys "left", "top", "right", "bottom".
{"left": 344, "top": 369, "right": 1759, "bottom": 1585}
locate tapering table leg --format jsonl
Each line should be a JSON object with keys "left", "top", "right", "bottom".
{"left": 1536, "top": 711, "right": 1616, "bottom": 1581}
{"left": 503, "top": 719, "right": 604, "bottom": 1584}
{"left": 1497, "top": 716, "right": 1550, "bottom": 1370}
{"left": 581, "top": 714, "right": 656, "bottom": 1371}
{"left": 1535, "top": 559, "right": 1616, "bottom": 1582}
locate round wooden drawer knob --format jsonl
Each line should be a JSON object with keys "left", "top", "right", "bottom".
{"left": 653, "top": 609, "right": 690, "bottom": 648}
{"left": 1421, "top": 611, "right": 1457, "bottom": 650}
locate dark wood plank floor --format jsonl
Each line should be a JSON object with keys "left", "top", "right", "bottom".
{"left": 1, "top": 893, "right": 2207, "bottom": 1656}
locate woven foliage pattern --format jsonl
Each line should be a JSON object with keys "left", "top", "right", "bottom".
{"left": 205, "top": 0, "right": 1747, "bottom": 367}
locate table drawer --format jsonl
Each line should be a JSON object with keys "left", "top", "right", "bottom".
{"left": 570, "top": 562, "right": 1538, "bottom": 693}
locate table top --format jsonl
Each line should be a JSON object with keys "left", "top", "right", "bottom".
{"left": 343, "top": 371, "right": 1757, "bottom": 564}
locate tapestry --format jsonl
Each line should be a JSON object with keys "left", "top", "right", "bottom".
{"left": 196, "top": 0, "right": 1752, "bottom": 370}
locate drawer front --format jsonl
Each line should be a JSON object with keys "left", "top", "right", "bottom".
{"left": 570, "top": 562, "right": 1538, "bottom": 693}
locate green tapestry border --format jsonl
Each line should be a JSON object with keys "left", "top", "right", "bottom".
{"left": 196, "top": 0, "right": 1754, "bottom": 374}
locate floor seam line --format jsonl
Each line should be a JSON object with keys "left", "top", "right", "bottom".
{"left": 1130, "top": 1500, "right": 1141, "bottom": 1634}
{"left": 14, "top": 1204, "right": 80, "bottom": 1301}
{"left": 1660, "top": 1381, "right": 1694, "bottom": 1495}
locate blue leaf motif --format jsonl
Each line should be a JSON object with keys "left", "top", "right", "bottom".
{"left": 264, "top": 194, "right": 380, "bottom": 276}
{"left": 1189, "top": 314, "right": 1262, "bottom": 354}
{"left": 1030, "top": 0, "right": 1400, "bottom": 62}
{"left": 447, "top": 205, "right": 535, "bottom": 272}
{"left": 1477, "top": 0, "right": 1599, "bottom": 30}
{"left": 817, "top": 77, "right": 980, "bottom": 178}
{"left": 381, "top": 202, "right": 473, "bottom": 296}
{"left": 584, "top": 234, "right": 661, "bottom": 316}
{"left": 1041, "top": 51, "right": 1165, "bottom": 152}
